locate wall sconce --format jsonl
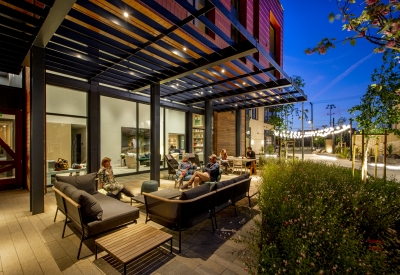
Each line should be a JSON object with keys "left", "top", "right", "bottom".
{"left": 261, "top": 140, "right": 264, "bottom": 145}
{"left": 251, "top": 139, "right": 254, "bottom": 145}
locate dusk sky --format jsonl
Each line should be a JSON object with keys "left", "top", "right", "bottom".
{"left": 280, "top": 0, "right": 383, "bottom": 131}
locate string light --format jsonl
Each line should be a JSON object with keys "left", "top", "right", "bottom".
{"left": 274, "top": 124, "right": 351, "bottom": 139}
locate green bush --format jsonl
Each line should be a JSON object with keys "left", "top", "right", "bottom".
{"left": 237, "top": 159, "right": 400, "bottom": 274}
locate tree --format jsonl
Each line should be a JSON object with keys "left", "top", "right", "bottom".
{"left": 349, "top": 49, "right": 400, "bottom": 180}
{"left": 306, "top": 0, "right": 400, "bottom": 55}
{"left": 268, "top": 76, "right": 305, "bottom": 158}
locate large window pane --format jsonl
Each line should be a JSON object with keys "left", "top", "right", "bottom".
{"left": 46, "top": 85, "right": 87, "bottom": 116}
{"left": 46, "top": 115, "right": 87, "bottom": 184}
{"left": 165, "top": 109, "right": 186, "bottom": 161}
{"left": 101, "top": 97, "right": 136, "bottom": 175}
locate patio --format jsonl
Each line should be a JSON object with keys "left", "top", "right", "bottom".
{"left": 0, "top": 172, "right": 260, "bottom": 275}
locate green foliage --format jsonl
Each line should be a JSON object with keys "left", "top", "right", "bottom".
{"left": 306, "top": 0, "right": 400, "bottom": 54}
{"left": 267, "top": 144, "right": 275, "bottom": 155}
{"left": 339, "top": 147, "right": 351, "bottom": 159}
{"left": 236, "top": 160, "right": 400, "bottom": 274}
{"left": 349, "top": 50, "right": 400, "bottom": 138}
{"left": 386, "top": 143, "right": 396, "bottom": 155}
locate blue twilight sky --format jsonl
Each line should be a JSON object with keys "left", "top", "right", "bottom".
{"left": 280, "top": 0, "right": 382, "bottom": 131}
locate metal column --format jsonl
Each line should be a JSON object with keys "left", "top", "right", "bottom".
{"left": 88, "top": 81, "right": 100, "bottom": 173}
{"left": 150, "top": 83, "right": 161, "bottom": 184}
{"left": 204, "top": 100, "right": 212, "bottom": 158}
{"left": 235, "top": 109, "right": 242, "bottom": 156}
{"left": 185, "top": 106, "right": 193, "bottom": 153}
{"left": 30, "top": 45, "right": 45, "bottom": 215}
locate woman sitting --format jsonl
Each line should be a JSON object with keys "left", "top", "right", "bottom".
{"left": 174, "top": 153, "right": 197, "bottom": 188}
{"left": 98, "top": 157, "right": 134, "bottom": 200}
{"left": 219, "top": 149, "right": 232, "bottom": 174}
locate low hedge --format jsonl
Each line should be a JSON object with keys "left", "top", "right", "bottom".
{"left": 238, "top": 159, "right": 400, "bottom": 274}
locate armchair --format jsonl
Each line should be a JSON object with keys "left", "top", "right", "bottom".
{"left": 125, "top": 151, "right": 137, "bottom": 169}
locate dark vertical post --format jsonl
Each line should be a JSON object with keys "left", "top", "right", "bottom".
{"left": 204, "top": 100, "right": 212, "bottom": 157}
{"left": 384, "top": 130, "right": 387, "bottom": 182}
{"left": 349, "top": 119, "right": 353, "bottom": 159}
{"left": 235, "top": 109, "right": 242, "bottom": 156}
{"left": 185, "top": 106, "right": 193, "bottom": 153}
{"left": 30, "top": 45, "right": 45, "bottom": 214}
{"left": 88, "top": 81, "right": 100, "bottom": 173}
{"left": 332, "top": 117, "right": 335, "bottom": 154}
{"left": 150, "top": 83, "right": 160, "bottom": 184}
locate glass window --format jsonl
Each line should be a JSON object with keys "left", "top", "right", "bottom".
{"left": 0, "top": 115, "right": 15, "bottom": 181}
{"left": 165, "top": 109, "right": 186, "bottom": 161}
{"left": 192, "top": 114, "right": 204, "bottom": 163}
{"left": 100, "top": 96, "right": 136, "bottom": 175}
{"left": 46, "top": 115, "right": 87, "bottom": 184}
{"left": 46, "top": 85, "right": 87, "bottom": 116}
{"left": 270, "top": 24, "right": 276, "bottom": 61}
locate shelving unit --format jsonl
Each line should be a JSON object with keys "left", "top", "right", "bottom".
{"left": 192, "top": 128, "right": 204, "bottom": 153}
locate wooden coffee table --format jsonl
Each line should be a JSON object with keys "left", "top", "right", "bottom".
{"left": 95, "top": 224, "right": 173, "bottom": 275}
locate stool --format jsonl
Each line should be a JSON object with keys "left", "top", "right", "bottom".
{"left": 141, "top": 180, "right": 158, "bottom": 194}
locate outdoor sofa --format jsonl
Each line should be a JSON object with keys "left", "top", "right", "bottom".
{"left": 53, "top": 173, "right": 140, "bottom": 259}
{"left": 143, "top": 173, "right": 253, "bottom": 252}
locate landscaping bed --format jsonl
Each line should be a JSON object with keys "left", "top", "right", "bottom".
{"left": 236, "top": 159, "right": 400, "bottom": 274}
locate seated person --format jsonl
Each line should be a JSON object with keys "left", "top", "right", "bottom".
{"left": 246, "top": 146, "right": 256, "bottom": 167}
{"left": 174, "top": 153, "right": 197, "bottom": 187}
{"left": 219, "top": 149, "right": 232, "bottom": 174}
{"left": 98, "top": 157, "right": 134, "bottom": 200}
{"left": 181, "top": 154, "right": 220, "bottom": 189}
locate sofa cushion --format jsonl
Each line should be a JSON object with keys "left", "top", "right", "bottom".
{"left": 69, "top": 190, "right": 103, "bottom": 222}
{"left": 56, "top": 172, "right": 97, "bottom": 195}
{"left": 84, "top": 193, "right": 140, "bottom": 236}
{"left": 222, "top": 179, "right": 235, "bottom": 187}
{"left": 54, "top": 181, "right": 73, "bottom": 193}
{"left": 233, "top": 175, "right": 246, "bottom": 183}
{"left": 179, "top": 183, "right": 210, "bottom": 200}
{"left": 213, "top": 181, "right": 225, "bottom": 191}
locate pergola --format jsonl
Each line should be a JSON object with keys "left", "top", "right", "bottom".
{"left": 0, "top": 0, "right": 307, "bottom": 213}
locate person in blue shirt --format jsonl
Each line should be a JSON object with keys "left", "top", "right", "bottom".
{"left": 181, "top": 154, "right": 220, "bottom": 189}
{"left": 174, "top": 154, "right": 196, "bottom": 187}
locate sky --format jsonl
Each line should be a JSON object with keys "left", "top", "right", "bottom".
{"left": 280, "top": 0, "right": 383, "bottom": 131}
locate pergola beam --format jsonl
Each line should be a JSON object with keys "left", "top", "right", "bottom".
{"left": 181, "top": 78, "right": 292, "bottom": 104}
{"left": 132, "top": 40, "right": 258, "bottom": 92}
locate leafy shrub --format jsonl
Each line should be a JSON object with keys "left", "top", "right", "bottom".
{"left": 237, "top": 159, "right": 400, "bottom": 274}
{"left": 267, "top": 145, "right": 275, "bottom": 155}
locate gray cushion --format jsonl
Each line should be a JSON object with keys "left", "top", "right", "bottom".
{"left": 55, "top": 172, "right": 97, "bottom": 195}
{"left": 213, "top": 181, "right": 225, "bottom": 191}
{"left": 179, "top": 183, "right": 210, "bottom": 200}
{"left": 63, "top": 184, "right": 79, "bottom": 197}
{"left": 233, "top": 175, "right": 246, "bottom": 183}
{"left": 222, "top": 179, "right": 235, "bottom": 187}
{"left": 53, "top": 181, "right": 72, "bottom": 193}
{"left": 84, "top": 193, "right": 140, "bottom": 236}
{"left": 69, "top": 189, "right": 103, "bottom": 222}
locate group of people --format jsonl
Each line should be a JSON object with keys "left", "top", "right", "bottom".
{"left": 174, "top": 147, "right": 255, "bottom": 189}
{"left": 96, "top": 147, "right": 256, "bottom": 199}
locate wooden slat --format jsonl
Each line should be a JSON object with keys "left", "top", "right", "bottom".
{"left": 123, "top": 0, "right": 213, "bottom": 55}
{"left": 95, "top": 224, "right": 172, "bottom": 264}
{"left": 91, "top": 0, "right": 203, "bottom": 60}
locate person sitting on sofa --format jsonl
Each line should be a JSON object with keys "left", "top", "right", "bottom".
{"left": 98, "top": 157, "right": 134, "bottom": 200}
{"left": 180, "top": 154, "right": 220, "bottom": 189}
{"left": 174, "top": 153, "right": 197, "bottom": 188}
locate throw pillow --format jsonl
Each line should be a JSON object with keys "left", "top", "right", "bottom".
{"left": 179, "top": 183, "right": 210, "bottom": 200}
{"left": 55, "top": 172, "right": 97, "bottom": 195}
{"left": 69, "top": 189, "right": 103, "bottom": 222}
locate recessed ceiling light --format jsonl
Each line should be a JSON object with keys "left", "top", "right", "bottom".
{"left": 123, "top": 12, "right": 129, "bottom": 18}
{"left": 183, "top": 47, "right": 187, "bottom": 51}
{"left": 243, "top": 82, "right": 245, "bottom": 85}
{"left": 76, "top": 54, "right": 81, "bottom": 58}
{"left": 221, "top": 69, "right": 225, "bottom": 73}
{"left": 221, "top": 99, "right": 224, "bottom": 102}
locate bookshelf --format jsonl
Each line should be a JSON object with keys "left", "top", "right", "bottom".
{"left": 192, "top": 128, "right": 204, "bottom": 153}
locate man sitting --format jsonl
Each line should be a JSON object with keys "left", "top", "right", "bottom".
{"left": 180, "top": 154, "right": 220, "bottom": 189}
{"left": 246, "top": 147, "right": 256, "bottom": 167}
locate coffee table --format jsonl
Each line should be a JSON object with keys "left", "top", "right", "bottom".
{"left": 130, "top": 189, "right": 181, "bottom": 205}
{"left": 95, "top": 224, "right": 172, "bottom": 275}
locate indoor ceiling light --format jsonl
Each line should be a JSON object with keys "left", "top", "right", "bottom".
{"left": 221, "top": 69, "right": 225, "bottom": 73}
{"left": 123, "top": 12, "right": 129, "bottom": 18}
{"left": 183, "top": 47, "right": 187, "bottom": 51}
{"left": 243, "top": 82, "right": 246, "bottom": 85}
